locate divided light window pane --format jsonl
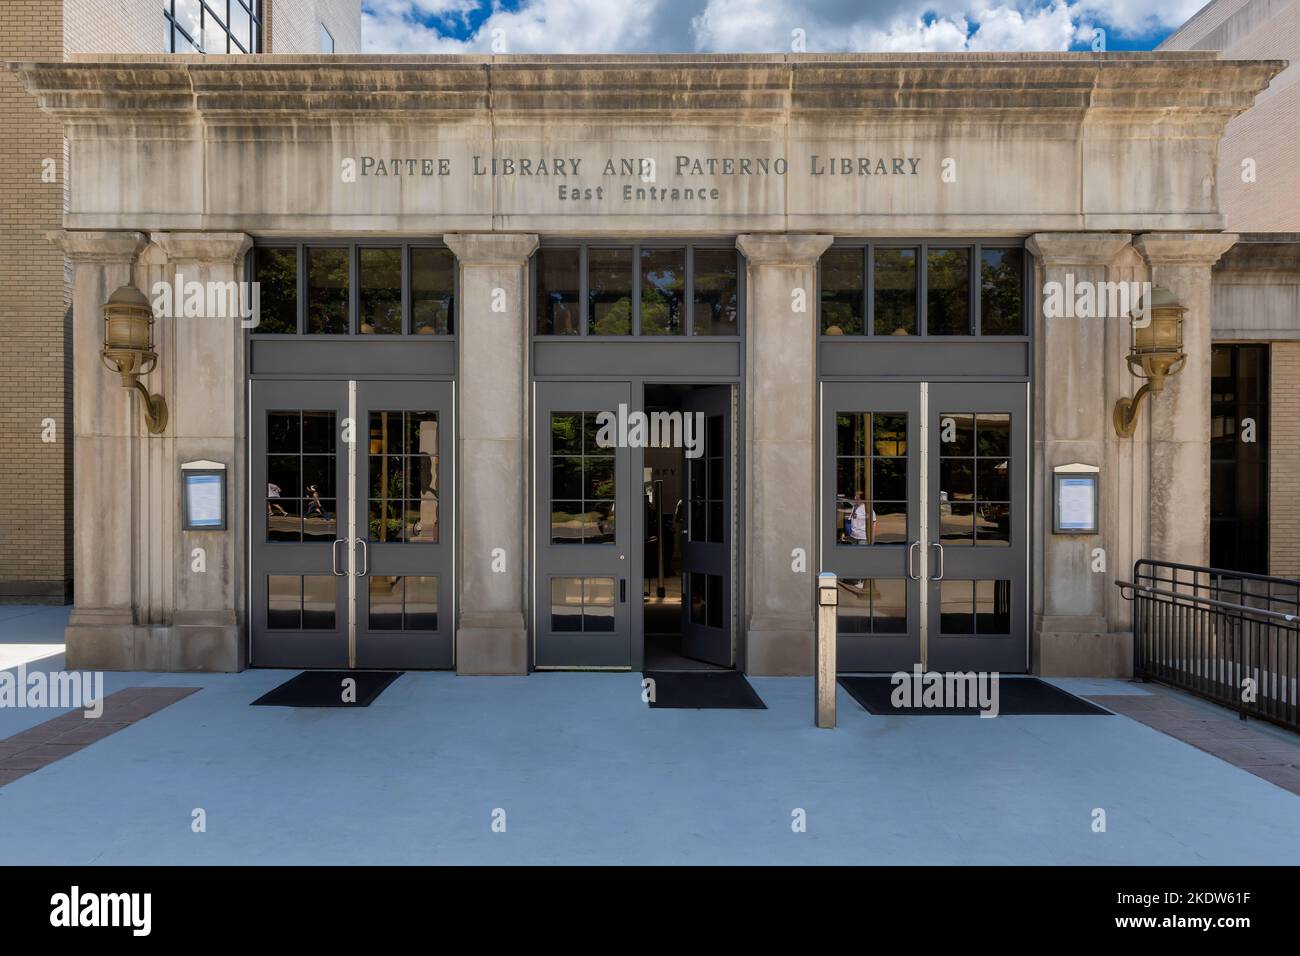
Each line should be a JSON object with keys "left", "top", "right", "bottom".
{"left": 820, "top": 247, "right": 864, "bottom": 335}
{"left": 926, "top": 247, "right": 970, "bottom": 335}
{"left": 691, "top": 249, "right": 737, "bottom": 335}
{"left": 254, "top": 247, "right": 297, "bottom": 334}
{"left": 359, "top": 248, "right": 402, "bottom": 334}
{"left": 640, "top": 247, "right": 685, "bottom": 335}
{"left": 305, "top": 247, "right": 350, "bottom": 334}
{"left": 980, "top": 247, "right": 1024, "bottom": 335}
{"left": 873, "top": 247, "right": 917, "bottom": 336}
{"left": 411, "top": 248, "right": 455, "bottom": 334}
{"left": 536, "top": 248, "right": 580, "bottom": 335}
{"left": 588, "top": 248, "right": 633, "bottom": 335}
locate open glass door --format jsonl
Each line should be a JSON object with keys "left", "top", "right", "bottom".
{"left": 680, "top": 385, "right": 734, "bottom": 666}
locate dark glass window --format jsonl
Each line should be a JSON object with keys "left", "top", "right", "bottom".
{"left": 411, "top": 248, "right": 455, "bottom": 335}
{"left": 165, "top": 1, "right": 261, "bottom": 55}
{"left": 640, "top": 248, "right": 685, "bottom": 335}
{"left": 535, "top": 243, "right": 741, "bottom": 337}
{"left": 926, "top": 248, "right": 970, "bottom": 335}
{"left": 550, "top": 412, "right": 616, "bottom": 544}
{"left": 820, "top": 247, "right": 864, "bottom": 335}
{"left": 253, "top": 247, "right": 296, "bottom": 334}
{"left": 588, "top": 248, "right": 633, "bottom": 336}
{"left": 536, "top": 248, "right": 581, "bottom": 335}
{"left": 692, "top": 249, "right": 738, "bottom": 335}
{"left": 980, "top": 248, "right": 1024, "bottom": 334}
{"left": 359, "top": 248, "right": 402, "bottom": 335}
{"left": 305, "top": 247, "right": 349, "bottom": 334}
{"left": 1210, "top": 345, "right": 1269, "bottom": 573}
{"left": 874, "top": 248, "right": 917, "bottom": 336}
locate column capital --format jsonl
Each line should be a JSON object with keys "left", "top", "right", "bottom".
{"left": 151, "top": 232, "right": 253, "bottom": 264}
{"left": 1135, "top": 232, "right": 1238, "bottom": 268}
{"left": 46, "top": 230, "right": 148, "bottom": 264}
{"left": 1025, "top": 232, "right": 1131, "bottom": 267}
{"left": 443, "top": 233, "right": 539, "bottom": 266}
{"left": 736, "top": 233, "right": 833, "bottom": 266}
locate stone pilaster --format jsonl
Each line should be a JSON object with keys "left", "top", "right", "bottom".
{"left": 735, "top": 234, "right": 833, "bottom": 675}
{"left": 1134, "top": 232, "right": 1238, "bottom": 568}
{"left": 147, "top": 232, "right": 253, "bottom": 671}
{"left": 444, "top": 233, "right": 539, "bottom": 674}
{"left": 47, "top": 230, "right": 148, "bottom": 669}
{"left": 1025, "top": 233, "right": 1132, "bottom": 675}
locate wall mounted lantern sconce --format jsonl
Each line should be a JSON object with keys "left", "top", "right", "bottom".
{"left": 1113, "top": 286, "right": 1186, "bottom": 438}
{"left": 101, "top": 285, "right": 167, "bottom": 434}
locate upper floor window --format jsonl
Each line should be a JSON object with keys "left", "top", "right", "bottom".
{"left": 820, "top": 241, "right": 1026, "bottom": 337}
{"left": 166, "top": 0, "right": 262, "bottom": 54}
{"left": 251, "top": 242, "right": 457, "bottom": 336}
{"left": 321, "top": 25, "right": 335, "bottom": 53}
{"left": 534, "top": 242, "right": 741, "bottom": 337}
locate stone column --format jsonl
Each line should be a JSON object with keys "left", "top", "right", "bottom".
{"left": 735, "top": 234, "right": 832, "bottom": 676}
{"left": 149, "top": 232, "right": 252, "bottom": 671}
{"left": 48, "top": 230, "right": 148, "bottom": 669}
{"left": 444, "top": 233, "right": 539, "bottom": 674}
{"left": 1134, "top": 232, "right": 1238, "bottom": 567}
{"left": 1025, "top": 233, "right": 1131, "bottom": 674}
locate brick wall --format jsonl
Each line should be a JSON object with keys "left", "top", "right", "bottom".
{"left": 1270, "top": 342, "right": 1300, "bottom": 578}
{"left": 0, "top": 3, "right": 71, "bottom": 601}
{"left": 64, "top": 0, "right": 160, "bottom": 55}
{"left": 267, "top": 0, "right": 362, "bottom": 53}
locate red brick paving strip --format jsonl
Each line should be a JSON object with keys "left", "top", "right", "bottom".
{"left": 1091, "top": 694, "right": 1300, "bottom": 797}
{"left": 0, "top": 687, "right": 199, "bottom": 788}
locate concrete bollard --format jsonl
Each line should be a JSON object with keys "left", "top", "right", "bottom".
{"left": 816, "top": 571, "right": 837, "bottom": 728}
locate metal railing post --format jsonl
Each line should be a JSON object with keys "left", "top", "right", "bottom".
{"left": 816, "top": 572, "right": 837, "bottom": 728}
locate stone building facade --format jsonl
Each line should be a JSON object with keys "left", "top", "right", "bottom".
{"left": 4, "top": 52, "right": 1290, "bottom": 678}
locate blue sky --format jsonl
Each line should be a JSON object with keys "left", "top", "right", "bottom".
{"left": 360, "top": 0, "right": 1209, "bottom": 54}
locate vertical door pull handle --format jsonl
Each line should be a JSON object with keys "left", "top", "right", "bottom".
{"left": 907, "top": 540, "right": 922, "bottom": 580}
{"left": 620, "top": 579, "right": 627, "bottom": 603}
{"left": 331, "top": 539, "right": 347, "bottom": 576}
{"left": 931, "top": 542, "right": 945, "bottom": 581}
{"left": 354, "top": 538, "right": 369, "bottom": 577}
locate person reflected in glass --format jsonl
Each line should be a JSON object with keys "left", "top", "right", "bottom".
{"left": 267, "top": 482, "right": 289, "bottom": 517}
{"left": 850, "top": 490, "right": 877, "bottom": 545}
{"left": 305, "top": 484, "right": 325, "bottom": 519}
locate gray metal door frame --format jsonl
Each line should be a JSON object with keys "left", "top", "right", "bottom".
{"left": 532, "top": 380, "right": 636, "bottom": 668}
{"left": 249, "top": 378, "right": 454, "bottom": 669}
{"left": 820, "top": 379, "right": 1029, "bottom": 673}
{"left": 680, "top": 384, "right": 735, "bottom": 667}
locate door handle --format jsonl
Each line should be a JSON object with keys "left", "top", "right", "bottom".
{"left": 907, "top": 540, "right": 922, "bottom": 580}
{"left": 331, "top": 538, "right": 347, "bottom": 576}
{"left": 931, "top": 542, "right": 945, "bottom": 581}
{"left": 354, "top": 537, "right": 368, "bottom": 577}
{"left": 619, "top": 579, "right": 626, "bottom": 604}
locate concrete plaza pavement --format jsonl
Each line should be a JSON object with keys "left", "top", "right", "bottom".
{"left": 1, "top": 605, "right": 1298, "bottom": 865}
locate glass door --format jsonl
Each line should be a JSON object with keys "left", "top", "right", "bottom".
{"left": 533, "top": 381, "right": 634, "bottom": 668}
{"left": 354, "top": 381, "right": 454, "bottom": 669}
{"left": 680, "top": 385, "right": 734, "bottom": 666}
{"left": 927, "top": 383, "right": 1028, "bottom": 673}
{"left": 251, "top": 379, "right": 453, "bottom": 669}
{"left": 821, "top": 382, "right": 922, "bottom": 672}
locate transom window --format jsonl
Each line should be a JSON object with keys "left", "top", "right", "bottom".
{"left": 250, "top": 243, "right": 456, "bottom": 336}
{"left": 534, "top": 242, "right": 741, "bottom": 337}
{"left": 165, "top": 0, "right": 261, "bottom": 54}
{"left": 819, "top": 241, "right": 1026, "bottom": 337}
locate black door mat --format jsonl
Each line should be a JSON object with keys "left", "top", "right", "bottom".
{"left": 643, "top": 671, "right": 767, "bottom": 709}
{"left": 251, "top": 671, "right": 402, "bottom": 708}
{"left": 837, "top": 675, "right": 1111, "bottom": 716}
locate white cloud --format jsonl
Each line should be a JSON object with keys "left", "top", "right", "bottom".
{"left": 362, "top": 0, "right": 1197, "bottom": 55}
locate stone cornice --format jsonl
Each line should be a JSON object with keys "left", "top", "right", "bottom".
{"left": 7, "top": 53, "right": 1285, "bottom": 123}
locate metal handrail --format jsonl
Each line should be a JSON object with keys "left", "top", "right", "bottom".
{"left": 1115, "top": 579, "right": 1300, "bottom": 625}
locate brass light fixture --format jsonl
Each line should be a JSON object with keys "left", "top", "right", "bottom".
{"left": 1113, "top": 286, "right": 1186, "bottom": 438}
{"left": 101, "top": 285, "right": 167, "bottom": 434}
